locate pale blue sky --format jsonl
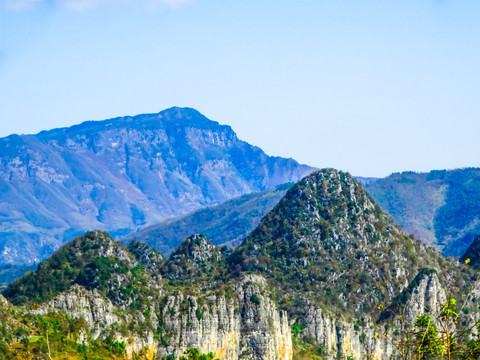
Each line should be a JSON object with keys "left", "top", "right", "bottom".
{"left": 0, "top": 0, "right": 479, "bottom": 177}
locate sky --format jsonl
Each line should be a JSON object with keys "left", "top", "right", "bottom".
{"left": 0, "top": 0, "right": 479, "bottom": 177}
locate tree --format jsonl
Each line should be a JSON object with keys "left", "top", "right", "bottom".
{"left": 179, "top": 348, "right": 218, "bottom": 360}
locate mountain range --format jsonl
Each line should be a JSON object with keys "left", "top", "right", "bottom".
{"left": 0, "top": 107, "right": 314, "bottom": 264}
{"left": 122, "top": 167, "right": 480, "bottom": 261}
{"left": 1, "top": 169, "right": 478, "bottom": 360}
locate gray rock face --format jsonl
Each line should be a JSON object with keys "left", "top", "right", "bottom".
{"left": 301, "top": 306, "right": 394, "bottom": 360}
{"left": 32, "top": 284, "right": 121, "bottom": 339}
{"left": 299, "top": 273, "right": 451, "bottom": 360}
{"left": 404, "top": 273, "right": 447, "bottom": 324}
{"left": 0, "top": 107, "right": 314, "bottom": 264}
{"left": 34, "top": 275, "right": 292, "bottom": 360}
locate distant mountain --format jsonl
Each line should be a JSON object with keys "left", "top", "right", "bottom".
{"left": 354, "top": 176, "right": 378, "bottom": 185}
{"left": 0, "top": 263, "right": 37, "bottom": 288}
{"left": 0, "top": 107, "right": 314, "bottom": 264}
{"left": 365, "top": 168, "right": 480, "bottom": 257}
{"left": 123, "top": 182, "right": 292, "bottom": 254}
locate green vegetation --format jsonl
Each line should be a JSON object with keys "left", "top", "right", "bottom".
{"left": 179, "top": 348, "right": 218, "bottom": 360}
{"left": 292, "top": 337, "right": 324, "bottom": 360}
{"left": 0, "top": 308, "right": 149, "bottom": 360}
{"left": 380, "top": 298, "right": 480, "bottom": 360}
{"left": 250, "top": 294, "right": 261, "bottom": 305}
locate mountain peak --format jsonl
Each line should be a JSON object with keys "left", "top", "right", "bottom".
{"left": 2, "top": 231, "right": 139, "bottom": 305}
{"left": 170, "top": 234, "right": 221, "bottom": 263}
{"left": 231, "top": 168, "right": 447, "bottom": 316}
{"left": 161, "top": 234, "right": 224, "bottom": 281}
{"left": 0, "top": 106, "right": 314, "bottom": 265}
{"left": 159, "top": 106, "right": 212, "bottom": 120}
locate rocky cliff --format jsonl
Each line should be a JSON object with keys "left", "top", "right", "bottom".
{"left": 31, "top": 273, "right": 292, "bottom": 359}
{"left": 0, "top": 107, "right": 314, "bottom": 264}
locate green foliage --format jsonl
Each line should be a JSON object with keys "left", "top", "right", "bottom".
{"left": 292, "top": 336, "right": 324, "bottom": 360}
{"left": 196, "top": 307, "right": 203, "bottom": 320}
{"left": 0, "top": 310, "right": 136, "bottom": 360}
{"left": 250, "top": 294, "right": 261, "bottom": 305}
{"left": 384, "top": 297, "right": 480, "bottom": 360}
{"left": 292, "top": 322, "right": 306, "bottom": 338}
{"left": 413, "top": 314, "right": 442, "bottom": 359}
{"left": 179, "top": 348, "right": 218, "bottom": 360}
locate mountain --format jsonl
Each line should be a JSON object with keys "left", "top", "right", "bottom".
{"left": 123, "top": 183, "right": 292, "bottom": 254}
{"left": 0, "top": 107, "right": 314, "bottom": 264}
{"left": 365, "top": 168, "right": 480, "bottom": 257}
{"left": 2, "top": 231, "right": 292, "bottom": 360}
{"left": 228, "top": 169, "right": 478, "bottom": 358}
{"left": 2, "top": 169, "right": 479, "bottom": 360}
{"left": 230, "top": 169, "right": 461, "bottom": 316}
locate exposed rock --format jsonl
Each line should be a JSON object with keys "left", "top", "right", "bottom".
{"left": 31, "top": 274, "right": 291, "bottom": 360}
{"left": 127, "top": 241, "right": 165, "bottom": 274}
{"left": 162, "top": 234, "right": 224, "bottom": 280}
{"left": 302, "top": 306, "right": 394, "bottom": 360}
{"left": 404, "top": 273, "right": 447, "bottom": 324}
{"left": 32, "top": 284, "right": 121, "bottom": 339}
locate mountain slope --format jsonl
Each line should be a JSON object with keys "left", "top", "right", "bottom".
{"left": 230, "top": 169, "right": 463, "bottom": 317}
{"left": 123, "top": 183, "right": 292, "bottom": 254}
{"left": 365, "top": 168, "right": 480, "bottom": 257}
{"left": 0, "top": 107, "right": 314, "bottom": 264}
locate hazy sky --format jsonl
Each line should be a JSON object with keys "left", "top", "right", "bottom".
{"left": 0, "top": 0, "right": 479, "bottom": 177}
